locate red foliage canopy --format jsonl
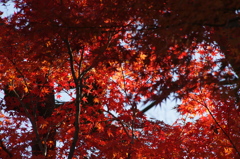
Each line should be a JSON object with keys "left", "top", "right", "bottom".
{"left": 0, "top": 0, "right": 239, "bottom": 158}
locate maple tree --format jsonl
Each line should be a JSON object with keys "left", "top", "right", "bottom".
{"left": 0, "top": 0, "right": 240, "bottom": 158}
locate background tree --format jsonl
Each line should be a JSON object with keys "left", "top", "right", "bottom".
{"left": 0, "top": 0, "right": 239, "bottom": 158}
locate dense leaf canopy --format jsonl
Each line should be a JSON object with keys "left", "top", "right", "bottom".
{"left": 0, "top": 0, "right": 239, "bottom": 158}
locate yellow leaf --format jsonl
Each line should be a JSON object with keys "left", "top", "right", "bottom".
{"left": 140, "top": 52, "right": 147, "bottom": 60}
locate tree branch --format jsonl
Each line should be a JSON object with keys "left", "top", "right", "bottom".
{"left": 105, "top": 110, "right": 132, "bottom": 139}
{"left": 6, "top": 58, "right": 45, "bottom": 156}
{"left": 64, "top": 39, "right": 82, "bottom": 159}
{"left": 191, "top": 90, "right": 240, "bottom": 156}
{"left": 141, "top": 81, "right": 184, "bottom": 113}
{"left": 202, "top": 100, "right": 240, "bottom": 156}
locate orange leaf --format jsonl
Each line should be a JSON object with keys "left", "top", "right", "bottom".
{"left": 82, "top": 97, "right": 88, "bottom": 103}
{"left": 8, "top": 85, "right": 14, "bottom": 91}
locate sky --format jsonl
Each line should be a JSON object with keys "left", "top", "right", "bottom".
{"left": 0, "top": 1, "right": 14, "bottom": 18}
{"left": 0, "top": 2, "right": 180, "bottom": 125}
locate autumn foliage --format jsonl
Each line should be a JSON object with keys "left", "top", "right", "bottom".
{"left": 0, "top": 0, "right": 239, "bottom": 158}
